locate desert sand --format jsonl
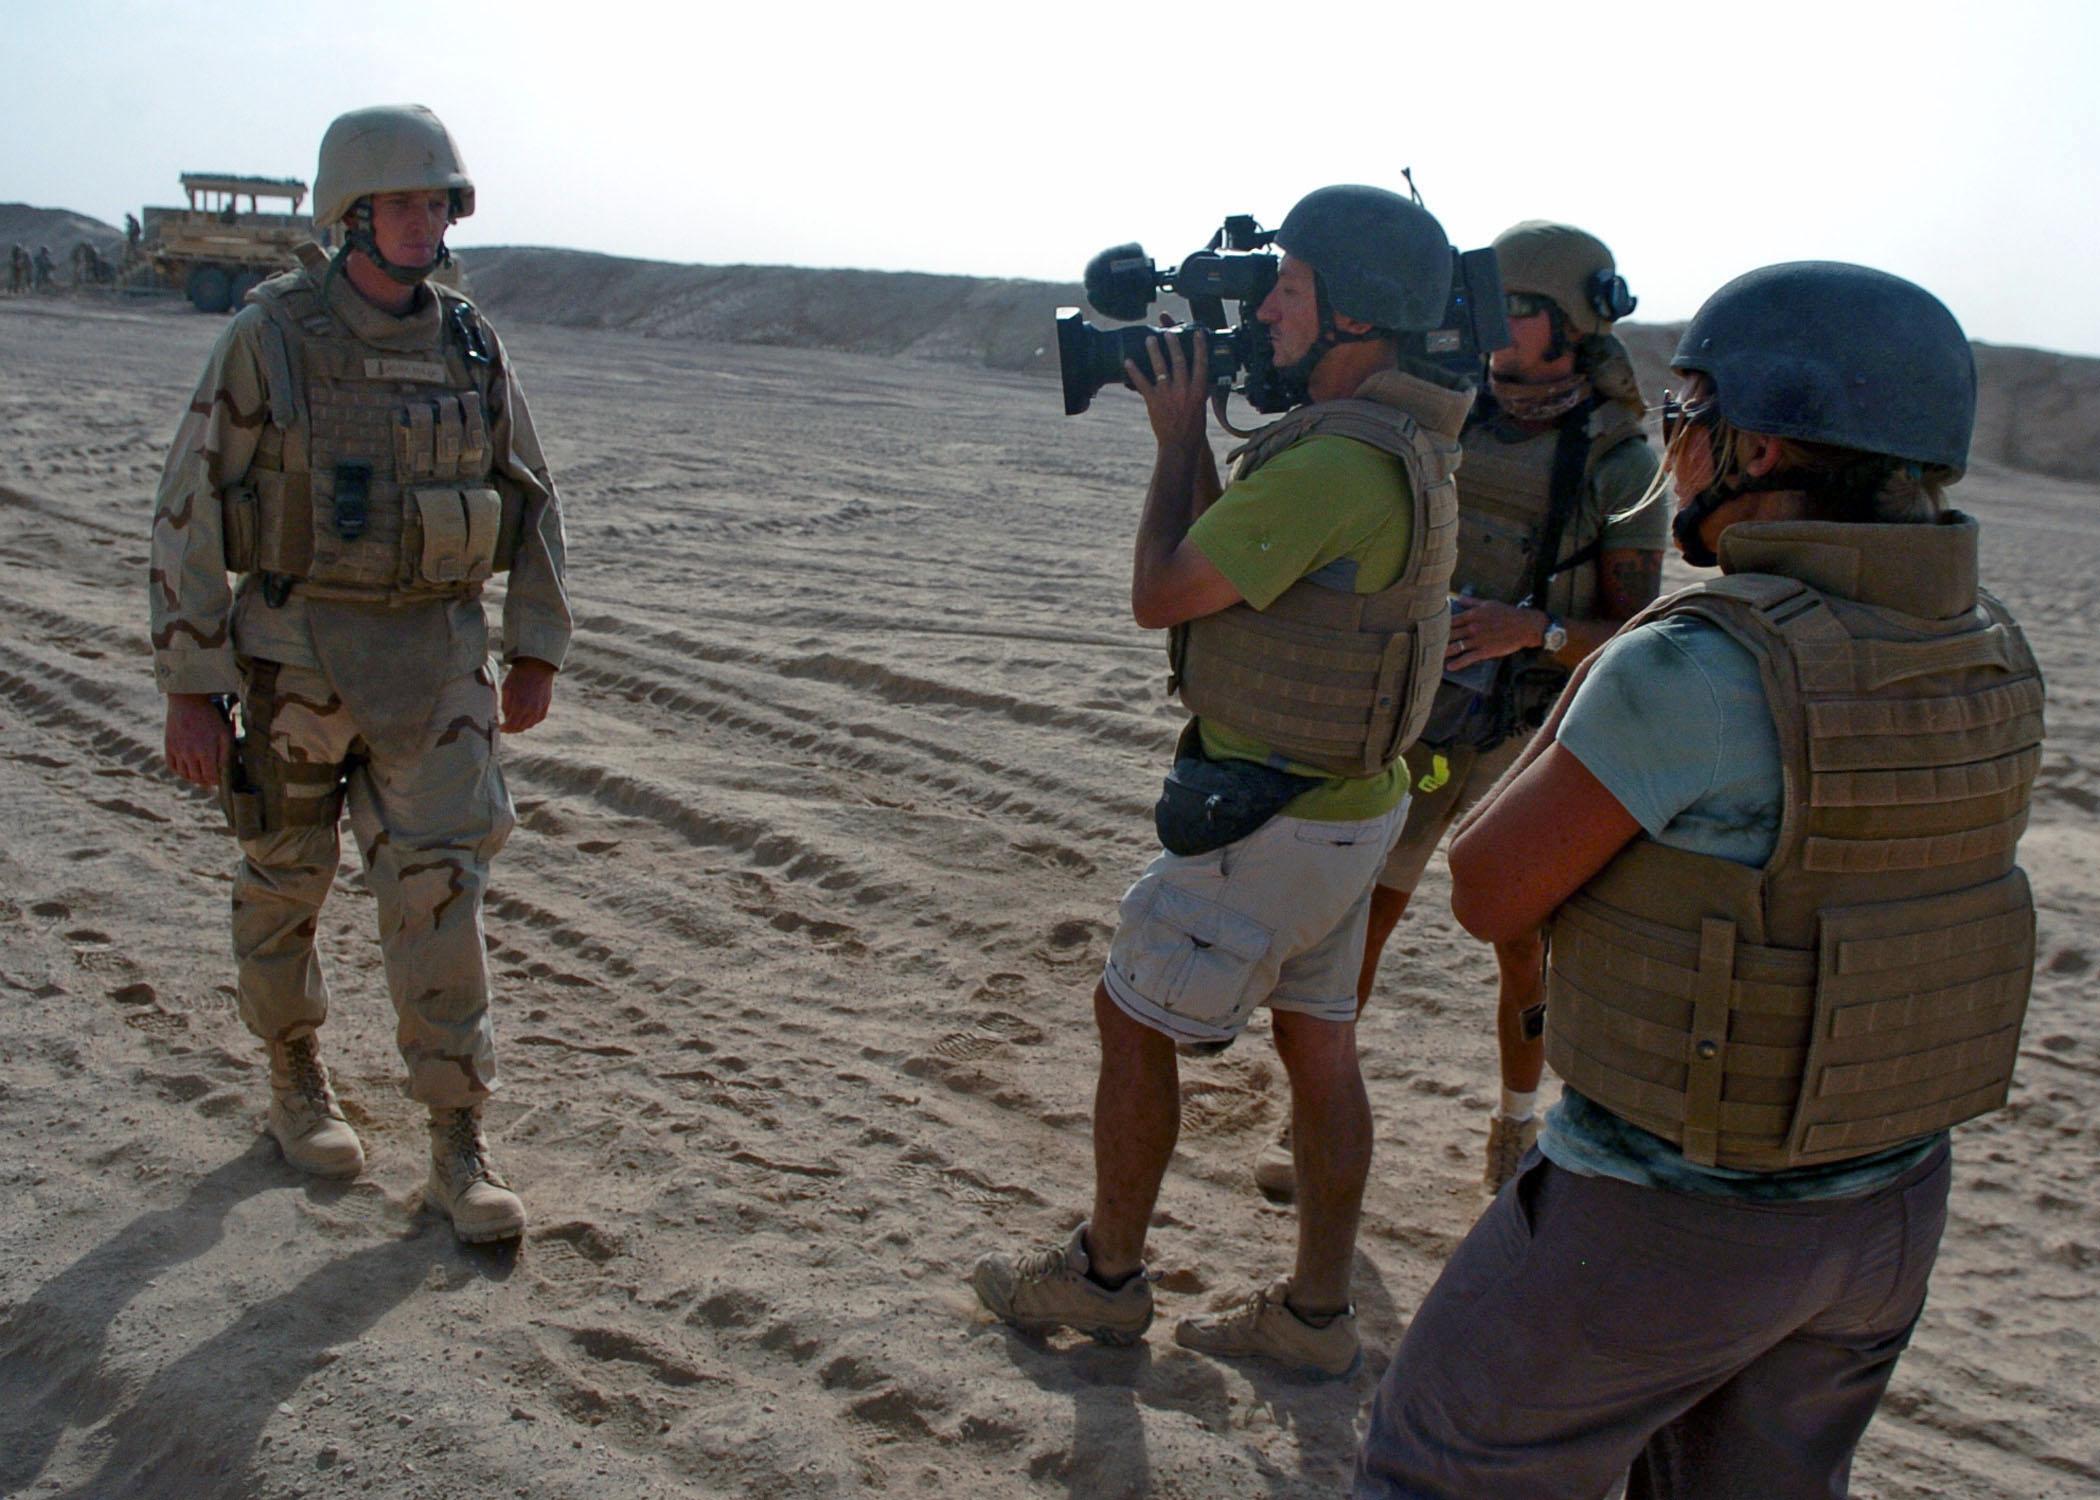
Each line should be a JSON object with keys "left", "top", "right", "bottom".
{"left": 1, "top": 277, "right": 2096, "bottom": 1499}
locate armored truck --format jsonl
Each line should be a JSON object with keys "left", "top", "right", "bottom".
{"left": 143, "top": 173, "right": 316, "bottom": 312}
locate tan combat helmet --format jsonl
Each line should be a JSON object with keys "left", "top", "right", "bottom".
{"left": 313, "top": 104, "right": 475, "bottom": 230}
{"left": 1492, "top": 221, "right": 1634, "bottom": 336}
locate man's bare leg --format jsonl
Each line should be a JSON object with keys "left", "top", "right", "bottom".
{"left": 1482, "top": 931, "right": 1548, "bottom": 1191}
{"left": 1493, "top": 931, "right": 1547, "bottom": 1093}
{"left": 1256, "top": 884, "right": 1411, "bottom": 1202}
{"left": 1272, "top": 1009, "right": 1372, "bottom": 1313}
{"left": 1086, "top": 979, "right": 1181, "bottom": 1280}
{"left": 1353, "top": 883, "right": 1414, "bottom": 1016}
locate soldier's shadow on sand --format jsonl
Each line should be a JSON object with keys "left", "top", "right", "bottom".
{"left": 0, "top": 1142, "right": 505, "bottom": 1499}
{"left": 0, "top": 1142, "right": 285, "bottom": 1491}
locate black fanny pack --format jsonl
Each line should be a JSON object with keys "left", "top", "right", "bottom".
{"left": 1153, "top": 740, "right": 1323, "bottom": 857}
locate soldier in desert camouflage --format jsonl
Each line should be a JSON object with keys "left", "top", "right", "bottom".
{"left": 32, "top": 244, "right": 54, "bottom": 290}
{"left": 150, "top": 104, "right": 571, "bottom": 1243}
{"left": 6, "top": 243, "right": 27, "bottom": 294}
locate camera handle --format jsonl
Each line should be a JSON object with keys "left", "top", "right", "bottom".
{"left": 1212, "top": 388, "right": 1261, "bottom": 439}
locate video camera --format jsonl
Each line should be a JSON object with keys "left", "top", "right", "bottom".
{"left": 1056, "top": 213, "right": 1512, "bottom": 427}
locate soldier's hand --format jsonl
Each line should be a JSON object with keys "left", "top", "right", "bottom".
{"left": 1125, "top": 315, "right": 1209, "bottom": 452}
{"left": 1446, "top": 599, "right": 1548, "bottom": 671}
{"left": 164, "top": 693, "right": 233, "bottom": 790}
{"left": 501, "top": 658, "right": 557, "bottom": 735}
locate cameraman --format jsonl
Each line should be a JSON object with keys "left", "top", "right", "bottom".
{"left": 973, "top": 186, "right": 1470, "bottom": 1380}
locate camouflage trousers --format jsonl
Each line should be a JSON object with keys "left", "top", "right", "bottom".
{"left": 231, "top": 659, "right": 514, "bottom": 1108}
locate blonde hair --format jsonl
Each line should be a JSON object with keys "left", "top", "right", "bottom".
{"left": 1619, "top": 385, "right": 1952, "bottom": 527}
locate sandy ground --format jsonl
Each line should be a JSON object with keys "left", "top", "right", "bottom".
{"left": 0, "top": 292, "right": 2096, "bottom": 1499}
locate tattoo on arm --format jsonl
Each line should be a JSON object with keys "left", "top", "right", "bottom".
{"left": 1602, "top": 549, "right": 1664, "bottom": 621}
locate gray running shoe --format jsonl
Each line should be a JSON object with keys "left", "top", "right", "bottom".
{"left": 1175, "top": 1277, "right": 1360, "bottom": 1380}
{"left": 266, "top": 1033, "right": 365, "bottom": 1180}
{"left": 971, "top": 1223, "right": 1154, "bottom": 1346}
{"left": 1483, "top": 1112, "right": 1540, "bottom": 1195}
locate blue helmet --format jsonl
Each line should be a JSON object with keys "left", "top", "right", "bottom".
{"left": 1673, "top": 261, "right": 1975, "bottom": 474}
{"left": 1274, "top": 185, "right": 1452, "bottom": 332}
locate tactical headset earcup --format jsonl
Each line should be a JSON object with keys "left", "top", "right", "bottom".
{"left": 1588, "top": 269, "right": 1637, "bottom": 323}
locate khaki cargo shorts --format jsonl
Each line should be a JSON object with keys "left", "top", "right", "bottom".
{"left": 1101, "top": 799, "right": 1407, "bottom": 1046}
{"left": 1374, "top": 732, "right": 1533, "bottom": 894}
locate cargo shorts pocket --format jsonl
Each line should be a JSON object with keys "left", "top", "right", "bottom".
{"left": 1111, "top": 881, "right": 1274, "bottom": 1034}
{"left": 411, "top": 484, "right": 502, "bottom": 585}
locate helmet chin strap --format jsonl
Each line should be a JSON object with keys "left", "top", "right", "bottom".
{"left": 1672, "top": 466, "right": 1829, "bottom": 567}
{"left": 1278, "top": 272, "right": 1380, "bottom": 401}
{"left": 343, "top": 199, "right": 452, "bottom": 286}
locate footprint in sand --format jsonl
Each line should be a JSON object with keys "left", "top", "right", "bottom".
{"left": 932, "top": 1010, "right": 1047, "bottom": 1061}
{"left": 1178, "top": 1079, "right": 1271, "bottom": 1139}
{"left": 2044, "top": 948, "right": 2091, "bottom": 977}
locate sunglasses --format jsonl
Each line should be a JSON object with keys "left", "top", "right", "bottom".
{"left": 1658, "top": 389, "right": 1721, "bottom": 446}
{"left": 1504, "top": 292, "right": 1553, "bottom": 320}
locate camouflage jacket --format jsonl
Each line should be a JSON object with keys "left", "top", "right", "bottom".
{"left": 148, "top": 268, "right": 571, "bottom": 698}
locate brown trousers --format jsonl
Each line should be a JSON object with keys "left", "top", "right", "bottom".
{"left": 1354, "top": 1146, "right": 1951, "bottom": 1499}
{"left": 231, "top": 659, "right": 513, "bottom": 1108}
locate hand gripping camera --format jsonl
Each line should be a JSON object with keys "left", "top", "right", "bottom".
{"left": 1055, "top": 213, "right": 1511, "bottom": 432}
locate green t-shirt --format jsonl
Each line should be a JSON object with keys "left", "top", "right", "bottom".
{"left": 1184, "top": 433, "right": 1416, "bottom": 822}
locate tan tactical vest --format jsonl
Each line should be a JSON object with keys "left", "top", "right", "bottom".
{"left": 1539, "top": 515, "right": 2042, "bottom": 1170}
{"left": 1169, "top": 367, "right": 1469, "bottom": 779}
{"left": 1453, "top": 398, "right": 1644, "bottom": 615}
{"left": 223, "top": 268, "right": 521, "bottom": 604}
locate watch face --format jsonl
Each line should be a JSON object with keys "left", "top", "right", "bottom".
{"left": 1542, "top": 621, "right": 1568, "bottom": 652}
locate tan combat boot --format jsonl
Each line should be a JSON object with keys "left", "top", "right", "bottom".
{"left": 1483, "top": 1112, "right": 1540, "bottom": 1195}
{"left": 266, "top": 1033, "right": 366, "bottom": 1180}
{"left": 426, "top": 1106, "right": 526, "bottom": 1243}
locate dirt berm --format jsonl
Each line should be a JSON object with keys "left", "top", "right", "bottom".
{"left": 469, "top": 245, "right": 2100, "bottom": 484}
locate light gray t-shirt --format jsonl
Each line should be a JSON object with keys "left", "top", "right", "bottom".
{"left": 1540, "top": 613, "right": 1944, "bottom": 1201}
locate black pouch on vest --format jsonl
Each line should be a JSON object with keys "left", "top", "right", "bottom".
{"left": 1418, "top": 659, "right": 1502, "bottom": 750}
{"left": 1153, "top": 739, "right": 1323, "bottom": 857}
{"left": 332, "top": 461, "right": 371, "bottom": 541}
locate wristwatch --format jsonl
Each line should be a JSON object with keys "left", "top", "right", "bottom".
{"left": 1539, "top": 614, "right": 1568, "bottom": 654}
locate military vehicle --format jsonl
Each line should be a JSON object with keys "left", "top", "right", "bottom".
{"left": 141, "top": 173, "right": 318, "bottom": 312}
{"left": 138, "top": 171, "right": 467, "bottom": 311}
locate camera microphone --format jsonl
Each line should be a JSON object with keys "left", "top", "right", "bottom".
{"left": 1083, "top": 244, "right": 1159, "bottom": 323}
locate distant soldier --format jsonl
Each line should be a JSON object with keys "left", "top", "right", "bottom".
{"left": 6, "top": 243, "right": 26, "bottom": 294}
{"left": 125, "top": 212, "right": 143, "bottom": 259}
{"left": 32, "top": 244, "right": 54, "bottom": 289}
{"left": 151, "top": 104, "right": 571, "bottom": 1244}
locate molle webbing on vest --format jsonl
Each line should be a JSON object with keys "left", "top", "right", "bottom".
{"left": 1543, "top": 516, "right": 2042, "bottom": 1170}
{"left": 242, "top": 275, "right": 507, "bottom": 603}
{"left": 1449, "top": 401, "right": 1644, "bottom": 609}
{"left": 1171, "top": 375, "right": 1467, "bottom": 778}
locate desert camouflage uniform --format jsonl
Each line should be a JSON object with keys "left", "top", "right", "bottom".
{"left": 6, "top": 244, "right": 26, "bottom": 294}
{"left": 149, "top": 265, "right": 570, "bottom": 1108}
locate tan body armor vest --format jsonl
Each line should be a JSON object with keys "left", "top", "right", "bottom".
{"left": 1170, "top": 367, "right": 1470, "bottom": 779}
{"left": 1540, "top": 515, "right": 2042, "bottom": 1170}
{"left": 223, "top": 269, "right": 522, "bottom": 604}
{"left": 1453, "top": 399, "right": 1644, "bottom": 616}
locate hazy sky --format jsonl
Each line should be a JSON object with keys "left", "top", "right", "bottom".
{"left": 8, "top": 0, "right": 2097, "bottom": 354}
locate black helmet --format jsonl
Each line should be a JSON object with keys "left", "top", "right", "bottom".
{"left": 1673, "top": 261, "right": 1974, "bottom": 474}
{"left": 1274, "top": 185, "right": 1451, "bottom": 332}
